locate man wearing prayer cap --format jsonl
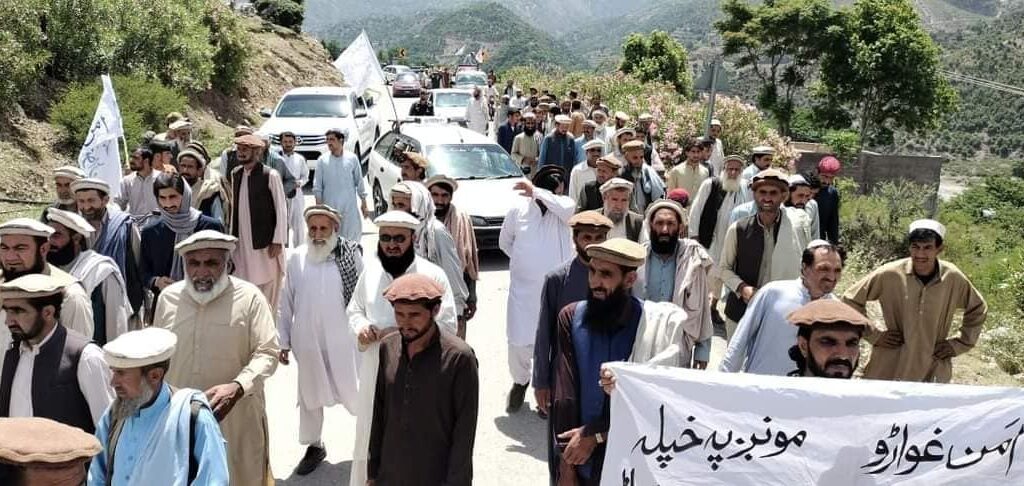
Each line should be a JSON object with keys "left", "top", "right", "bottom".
{"left": 277, "top": 204, "right": 362, "bottom": 475}
{"left": 720, "top": 240, "right": 846, "bottom": 376}
{"left": 666, "top": 137, "right": 710, "bottom": 202}
{"left": 314, "top": 127, "right": 368, "bottom": 243}
{"left": 42, "top": 165, "right": 86, "bottom": 219}
{"left": 703, "top": 119, "right": 725, "bottom": 175}
{"left": 567, "top": 138, "right": 605, "bottom": 206}
{"left": 499, "top": 169, "right": 576, "bottom": 414}
{"left": 842, "top": 219, "right": 987, "bottom": 383}
{"left": 367, "top": 273, "right": 479, "bottom": 486}
{"left": 785, "top": 173, "right": 819, "bottom": 243}
{"left": 229, "top": 132, "right": 289, "bottom": 312}
{"left": 577, "top": 155, "right": 621, "bottom": 212}
{"left": 152, "top": 230, "right": 280, "bottom": 485}
{"left": 45, "top": 208, "right": 130, "bottom": 344}
{"left": 0, "top": 417, "right": 101, "bottom": 485}
{"left": 89, "top": 328, "right": 229, "bottom": 484}
{"left": 426, "top": 175, "right": 480, "bottom": 339}
{"left": 598, "top": 178, "right": 643, "bottom": 243}
{"left": 573, "top": 118, "right": 602, "bottom": 163}
{"left": 787, "top": 300, "right": 873, "bottom": 379}
{"left": 0, "top": 218, "right": 96, "bottom": 358}
{"left": 609, "top": 126, "right": 635, "bottom": 159}
{"left": 539, "top": 113, "right": 579, "bottom": 172}
{"left": 718, "top": 169, "right": 807, "bottom": 338}
{"left": 511, "top": 111, "right": 543, "bottom": 174}
{"left": 465, "top": 85, "right": 491, "bottom": 135}
{"left": 815, "top": 155, "right": 842, "bottom": 243}
{"left": 742, "top": 144, "right": 775, "bottom": 181}
{"left": 0, "top": 274, "right": 112, "bottom": 433}
{"left": 347, "top": 212, "right": 458, "bottom": 486}
{"left": 619, "top": 139, "right": 665, "bottom": 214}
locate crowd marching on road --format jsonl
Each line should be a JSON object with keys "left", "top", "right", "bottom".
{"left": 0, "top": 65, "right": 990, "bottom": 486}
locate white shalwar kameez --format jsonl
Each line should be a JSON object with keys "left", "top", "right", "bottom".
{"left": 346, "top": 255, "right": 457, "bottom": 486}
{"left": 283, "top": 151, "right": 309, "bottom": 247}
{"left": 498, "top": 187, "right": 575, "bottom": 385}
{"left": 278, "top": 245, "right": 361, "bottom": 445}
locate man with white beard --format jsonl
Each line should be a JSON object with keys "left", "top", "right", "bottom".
{"left": 277, "top": 205, "right": 362, "bottom": 476}
{"left": 598, "top": 178, "right": 644, "bottom": 243}
{"left": 688, "top": 155, "right": 752, "bottom": 323}
{"left": 89, "top": 327, "right": 229, "bottom": 485}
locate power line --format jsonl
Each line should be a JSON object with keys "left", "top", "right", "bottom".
{"left": 942, "top": 70, "right": 1024, "bottom": 97}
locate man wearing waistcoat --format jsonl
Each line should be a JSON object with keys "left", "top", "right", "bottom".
{"left": 230, "top": 134, "right": 288, "bottom": 312}
{"left": 717, "top": 169, "right": 805, "bottom": 340}
{"left": 0, "top": 274, "right": 112, "bottom": 433}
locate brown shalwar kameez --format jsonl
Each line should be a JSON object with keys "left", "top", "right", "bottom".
{"left": 368, "top": 327, "right": 479, "bottom": 486}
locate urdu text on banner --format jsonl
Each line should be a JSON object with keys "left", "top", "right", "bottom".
{"left": 601, "top": 363, "right": 1024, "bottom": 485}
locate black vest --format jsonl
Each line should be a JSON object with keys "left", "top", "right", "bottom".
{"left": 579, "top": 181, "right": 603, "bottom": 212}
{"left": 724, "top": 214, "right": 780, "bottom": 323}
{"left": 698, "top": 178, "right": 726, "bottom": 249}
{"left": 0, "top": 325, "right": 95, "bottom": 433}
{"left": 231, "top": 163, "right": 277, "bottom": 250}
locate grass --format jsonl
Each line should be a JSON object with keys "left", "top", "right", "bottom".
{"left": 941, "top": 157, "right": 1015, "bottom": 180}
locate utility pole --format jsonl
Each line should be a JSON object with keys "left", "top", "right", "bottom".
{"left": 704, "top": 57, "right": 720, "bottom": 137}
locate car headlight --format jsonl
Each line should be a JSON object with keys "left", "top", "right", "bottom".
{"left": 471, "top": 216, "right": 487, "bottom": 226}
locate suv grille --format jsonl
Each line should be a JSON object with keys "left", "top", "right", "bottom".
{"left": 270, "top": 134, "right": 327, "bottom": 146}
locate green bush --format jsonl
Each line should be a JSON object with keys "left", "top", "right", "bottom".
{"left": 0, "top": 2, "right": 49, "bottom": 107}
{"left": 50, "top": 74, "right": 186, "bottom": 149}
{"left": 255, "top": 0, "right": 304, "bottom": 31}
{"left": 822, "top": 129, "right": 861, "bottom": 165}
{"left": 839, "top": 180, "right": 932, "bottom": 267}
{"left": 983, "top": 310, "right": 1024, "bottom": 375}
{"left": 204, "top": 0, "right": 251, "bottom": 92}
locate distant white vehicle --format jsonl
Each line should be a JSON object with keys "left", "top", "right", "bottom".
{"left": 366, "top": 121, "right": 526, "bottom": 249}
{"left": 382, "top": 64, "right": 411, "bottom": 84}
{"left": 257, "top": 86, "right": 381, "bottom": 172}
{"left": 453, "top": 70, "right": 488, "bottom": 89}
{"left": 430, "top": 88, "right": 474, "bottom": 120}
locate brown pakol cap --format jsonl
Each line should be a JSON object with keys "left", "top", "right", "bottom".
{"left": 787, "top": 300, "right": 875, "bottom": 330}
{"left": 569, "top": 210, "right": 614, "bottom": 230}
{"left": 585, "top": 238, "right": 646, "bottom": 268}
{"left": 383, "top": 273, "right": 444, "bottom": 302}
{"left": 0, "top": 417, "right": 101, "bottom": 466}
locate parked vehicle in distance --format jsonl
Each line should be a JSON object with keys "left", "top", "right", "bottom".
{"left": 392, "top": 72, "right": 423, "bottom": 97}
{"left": 257, "top": 86, "right": 381, "bottom": 173}
{"left": 382, "top": 64, "right": 411, "bottom": 84}
{"left": 430, "top": 88, "right": 474, "bottom": 120}
{"left": 453, "top": 70, "right": 488, "bottom": 89}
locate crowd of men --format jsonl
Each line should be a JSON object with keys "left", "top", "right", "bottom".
{"left": 0, "top": 78, "right": 989, "bottom": 486}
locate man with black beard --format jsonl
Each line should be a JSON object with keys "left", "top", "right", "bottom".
{"left": 787, "top": 299, "right": 873, "bottom": 379}
{"left": 511, "top": 112, "right": 543, "bottom": 174}
{"left": 90, "top": 327, "right": 229, "bottom": 484}
{"left": 427, "top": 175, "right": 479, "bottom": 339}
{"left": 46, "top": 208, "right": 130, "bottom": 344}
{"left": 40, "top": 165, "right": 85, "bottom": 220}
{"left": 346, "top": 211, "right": 458, "bottom": 486}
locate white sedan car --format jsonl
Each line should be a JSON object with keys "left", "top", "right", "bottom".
{"left": 366, "top": 122, "right": 526, "bottom": 249}
{"left": 430, "top": 88, "right": 474, "bottom": 120}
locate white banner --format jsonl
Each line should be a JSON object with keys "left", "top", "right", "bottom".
{"left": 601, "top": 363, "right": 1024, "bottom": 485}
{"left": 333, "top": 30, "right": 386, "bottom": 96}
{"left": 77, "top": 74, "right": 124, "bottom": 198}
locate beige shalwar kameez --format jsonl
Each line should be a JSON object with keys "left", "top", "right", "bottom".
{"left": 233, "top": 167, "right": 288, "bottom": 311}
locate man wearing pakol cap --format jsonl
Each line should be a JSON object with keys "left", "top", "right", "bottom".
{"left": 0, "top": 219, "right": 95, "bottom": 358}
{"left": 42, "top": 165, "right": 85, "bottom": 220}
{"left": 0, "top": 274, "right": 112, "bottom": 432}
{"left": 465, "top": 86, "right": 491, "bottom": 135}
{"left": 178, "top": 143, "right": 229, "bottom": 224}
{"left": 550, "top": 238, "right": 696, "bottom": 485}
{"left": 73, "top": 178, "right": 145, "bottom": 319}
{"left": 619, "top": 139, "right": 666, "bottom": 213}
{"left": 539, "top": 114, "right": 579, "bottom": 173}
{"left": 577, "top": 155, "right": 620, "bottom": 212}
{"left": 153, "top": 230, "right": 279, "bottom": 486}
{"left": 842, "top": 220, "right": 987, "bottom": 383}
{"left": 497, "top": 108, "right": 522, "bottom": 154}
{"left": 230, "top": 133, "right": 288, "bottom": 312}
{"left": 215, "top": 125, "right": 254, "bottom": 186}
{"left": 785, "top": 173, "right": 819, "bottom": 243}
{"left": 499, "top": 169, "right": 576, "bottom": 414}
{"left": 0, "top": 417, "right": 101, "bottom": 485}
{"left": 279, "top": 131, "right": 310, "bottom": 247}
{"left": 787, "top": 299, "right": 873, "bottom": 379}
{"left": 314, "top": 127, "right": 368, "bottom": 243}
{"left": 567, "top": 138, "right": 604, "bottom": 205}
{"left": 140, "top": 173, "right": 224, "bottom": 321}
{"left": 168, "top": 119, "right": 194, "bottom": 155}
{"left": 277, "top": 205, "right": 362, "bottom": 475}
{"left": 609, "top": 127, "right": 635, "bottom": 162}
{"left": 399, "top": 151, "right": 429, "bottom": 182}
{"left": 511, "top": 112, "right": 543, "bottom": 174}
{"left": 742, "top": 144, "right": 775, "bottom": 182}
{"left": 45, "top": 209, "right": 130, "bottom": 344}
{"left": 390, "top": 182, "right": 470, "bottom": 320}
{"left": 532, "top": 211, "right": 612, "bottom": 482}
{"left": 367, "top": 273, "right": 479, "bottom": 486}
{"left": 115, "top": 146, "right": 163, "bottom": 227}
{"left": 666, "top": 137, "right": 710, "bottom": 199}
{"left": 598, "top": 178, "right": 644, "bottom": 243}
{"left": 427, "top": 176, "right": 480, "bottom": 338}
{"left": 89, "top": 328, "right": 229, "bottom": 485}
{"left": 720, "top": 240, "right": 845, "bottom": 376}
{"left": 608, "top": 111, "right": 631, "bottom": 154}
{"left": 632, "top": 200, "right": 714, "bottom": 368}
{"left": 815, "top": 155, "right": 842, "bottom": 243}
{"left": 347, "top": 212, "right": 458, "bottom": 486}
{"left": 718, "top": 169, "right": 807, "bottom": 338}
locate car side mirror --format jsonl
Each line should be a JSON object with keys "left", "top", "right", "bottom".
{"left": 259, "top": 108, "right": 272, "bottom": 118}
{"left": 355, "top": 109, "right": 367, "bottom": 119}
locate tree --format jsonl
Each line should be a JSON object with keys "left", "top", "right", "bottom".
{"left": 715, "top": 0, "right": 841, "bottom": 137}
{"left": 816, "top": 0, "right": 958, "bottom": 147}
{"left": 619, "top": 30, "right": 693, "bottom": 96}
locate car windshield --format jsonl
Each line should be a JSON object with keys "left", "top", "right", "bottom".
{"left": 434, "top": 92, "right": 472, "bottom": 108}
{"left": 394, "top": 66, "right": 411, "bottom": 72}
{"left": 454, "top": 73, "right": 486, "bottom": 86}
{"left": 396, "top": 73, "right": 418, "bottom": 83}
{"left": 425, "top": 144, "right": 523, "bottom": 179}
{"left": 275, "top": 94, "right": 350, "bottom": 118}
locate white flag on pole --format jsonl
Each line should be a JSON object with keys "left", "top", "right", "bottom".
{"left": 78, "top": 75, "right": 124, "bottom": 198}
{"left": 333, "top": 30, "right": 386, "bottom": 97}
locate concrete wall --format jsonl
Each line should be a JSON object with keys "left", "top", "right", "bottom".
{"left": 794, "top": 151, "right": 944, "bottom": 195}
